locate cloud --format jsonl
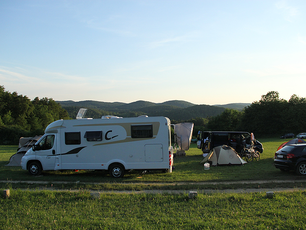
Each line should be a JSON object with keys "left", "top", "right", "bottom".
{"left": 150, "top": 36, "right": 187, "bottom": 48}
{"left": 43, "top": 71, "right": 88, "bottom": 83}
{"left": 275, "top": 0, "right": 299, "bottom": 22}
{"left": 0, "top": 68, "right": 38, "bottom": 83}
{"left": 148, "top": 32, "right": 199, "bottom": 49}
{"left": 84, "top": 18, "right": 135, "bottom": 37}
{"left": 0, "top": 65, "right": 163, "bottom": 101}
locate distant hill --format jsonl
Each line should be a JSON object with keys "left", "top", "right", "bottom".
{"left": 57, "top": 100, "right": 248, "bottom": 121}
{"left": 118, "top": 100, "right": 156, "bottom": 110}
{"left": 58, "top": 100, "right": 125, "bottom": 110}
{"left": 159, "top": 100, "right": 195, "bottom": 108}
{"left": 214, "top": 103, "right": 250, "bottom": 111}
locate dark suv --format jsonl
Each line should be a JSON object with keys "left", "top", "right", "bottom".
{"left": 274, "top": 144, "right": 306, "bottom": 175}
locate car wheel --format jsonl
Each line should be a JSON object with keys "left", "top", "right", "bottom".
{"left": 296, "top": 162, "right": 306, "bottom": 175}
{"left": 27, "top": 161, "right": 42, "bottom": 176}
{"left": 109, "top": 164, "right": 125, "bottom": 178}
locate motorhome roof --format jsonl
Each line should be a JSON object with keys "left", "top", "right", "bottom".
{"left": 45, "top": 116, "right": 170, "bottom": 133}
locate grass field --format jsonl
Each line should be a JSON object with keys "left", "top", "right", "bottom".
{"left": 1, "top": 189, "right": 306, "bottom": 229}
{"left": 0, "top": 138, "right": 305, "bottom": 191}
{"left": 1, "top": 138, "right": 306, "bottom": 229}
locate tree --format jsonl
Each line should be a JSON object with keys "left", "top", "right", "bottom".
{"left": 284, "top": 94, "right": 306, "bottom": 133}
{"left": 0, "top": 85, "right": 5, "bottom": 113}
{"left": 241, "top": 91, "right": 287, "bottom": 135}
{"left": 207, "top": 109, "right": 243, "bottom": 131}
{"left": 2, "top": 111, "right": 14, "bottom": 125}
{"left": 0, "top": 86, "right": 71, "bottom": 143}
{"left": 240, "top": 91, "right": 306, "bottom": 136}
{"left": 188, "top": 117, "right": 209, "bottom": 136}
{"left": 289, "top": 94, "right": 306, "bottom": 104}
{"left": 259, "top": 91, "right": 281, "bottom": 103}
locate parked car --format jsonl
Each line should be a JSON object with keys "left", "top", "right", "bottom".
{"left": 274, "top": 144, "right": 306, "bottom": 175}
{"left": 280, "top": 133, "right": 295, "bottom": 139}
{"left": 297, "top": 133, "right": 306, "bottom": 139}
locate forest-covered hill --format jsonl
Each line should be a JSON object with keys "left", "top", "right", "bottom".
{"left": 2, "top": 85, "right": 306, "bottom": 144}
{"left": 57, "top": 100, "right": 249, "bottom": 121}
{"left": 214, "top": 103, "right": 250, "bottom": 111}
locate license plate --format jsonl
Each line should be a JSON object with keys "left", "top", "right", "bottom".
{"left": 277, "top": 155, "right": 284, "bottom": 159}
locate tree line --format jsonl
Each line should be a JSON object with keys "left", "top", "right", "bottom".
{"left": 1, "top": 86, "right": 305, "bottom": 145}
{"left": 0, "top": 86, "right": 70, "bottom": 144}
{"left": 204, "top": 91, "right": 306, "bottom": 137}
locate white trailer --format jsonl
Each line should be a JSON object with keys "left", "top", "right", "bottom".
{"left": 21, "top": 116, "right": 173, "bottom": 178}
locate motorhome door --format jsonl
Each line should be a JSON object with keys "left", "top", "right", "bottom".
{"left": 145, "top": 144, "right": 163, "bottom": 162}
{"left": 34, "top": 134, "right": 57, "bottom": 170}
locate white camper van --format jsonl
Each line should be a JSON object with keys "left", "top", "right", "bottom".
{"left": 21, "top": 116, "right": 173, "bottom": 178}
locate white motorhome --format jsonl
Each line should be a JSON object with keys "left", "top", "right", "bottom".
{"left": 21, "top": 115, "right": 173, "bottom": 178}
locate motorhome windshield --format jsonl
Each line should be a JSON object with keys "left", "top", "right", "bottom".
{"left": 36, "top": 135, "right": 55, "bottom": 150}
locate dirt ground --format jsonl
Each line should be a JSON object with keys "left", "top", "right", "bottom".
{"left": 1, "top": 179, "right": 306, "bottom": 195}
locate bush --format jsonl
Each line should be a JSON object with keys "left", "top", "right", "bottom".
{"left": 0, "top": 125, "right": 43, "bottom": 145}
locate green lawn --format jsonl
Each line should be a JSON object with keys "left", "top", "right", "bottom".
{"left": 1, "top": 139, "right": 306, "bottom": 229}
{"left": 0, "top": 138, "right": 305, "bottom": 190}
{"left": 1, "top": 189, "right": 305, "bottom": 229}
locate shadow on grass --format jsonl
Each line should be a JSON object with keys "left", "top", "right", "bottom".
{"left": 1, "top": 150, "right": 305, "bottom": 184}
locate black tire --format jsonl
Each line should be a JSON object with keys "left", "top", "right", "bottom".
{"left": 27, "top": 161, "right": 42, "bottom": 176}
{"left": 296, "top": 162, "right": 306, "bottom": 175}
{"left": 109, "top": 164, "right": 125, "bottom": 178}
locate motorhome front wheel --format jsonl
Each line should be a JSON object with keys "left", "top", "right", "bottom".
{"left": 28, "top": 161, "right": 42, "bottom": 176}
{"left": 109, "top": 164, "right": 125, "bottom": 178}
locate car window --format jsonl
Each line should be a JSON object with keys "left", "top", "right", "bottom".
{"left": 280, "top": 146, "right": 295, "bottom": 152}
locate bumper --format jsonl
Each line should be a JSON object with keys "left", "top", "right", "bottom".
{"left": 274, "top": 159, "right": 295, "bottom": 171}
{"left": 20, "top": 156, "right": 27, "bottom": 170}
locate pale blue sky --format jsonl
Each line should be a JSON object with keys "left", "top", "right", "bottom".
{"left": 1, "top": 0, "right": 306, "bottom": 104}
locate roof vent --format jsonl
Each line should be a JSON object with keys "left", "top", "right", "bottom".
{"left": 76, "top": 108, "right": 87, "bottom": 119}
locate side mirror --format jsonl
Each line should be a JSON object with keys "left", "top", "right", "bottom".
{"left": 32, "top": 145, "right": 39, "bottom": 151}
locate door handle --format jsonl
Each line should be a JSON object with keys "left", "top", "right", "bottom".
{"left": 52, "top": 150, "right": 55, "bottom": 155}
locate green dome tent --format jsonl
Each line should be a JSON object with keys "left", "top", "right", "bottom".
{"left": 201, "top": 145, "right": 247, "bottom": 166}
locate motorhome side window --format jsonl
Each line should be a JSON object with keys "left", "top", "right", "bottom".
{"left": 131, "top": 125, "right": 153, "bottom": 138}
{"left": 84, "top": 131, "right": 102, "bottom": 141}
{"left": 65, "top": 132, "right": 81, "bottom": 145}
{"left": 37, "top": 135, "right": 55, "bottom": 150}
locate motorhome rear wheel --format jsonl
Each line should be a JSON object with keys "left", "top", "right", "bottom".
{"left": 109, "top": 164, "right": 125, "bottom": 178}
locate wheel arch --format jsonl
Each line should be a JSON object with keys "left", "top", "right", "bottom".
{"left": 295, "top": 160, "right": 306, "bottom": 175}
{"left": 27, "top": 160, "right": 43, "bottom": 171}
{"left": 106, "top": 160, "right": 127, "bottom": 171}
{"left": 295, "top": 158, "right": 306, "bottom": 167}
